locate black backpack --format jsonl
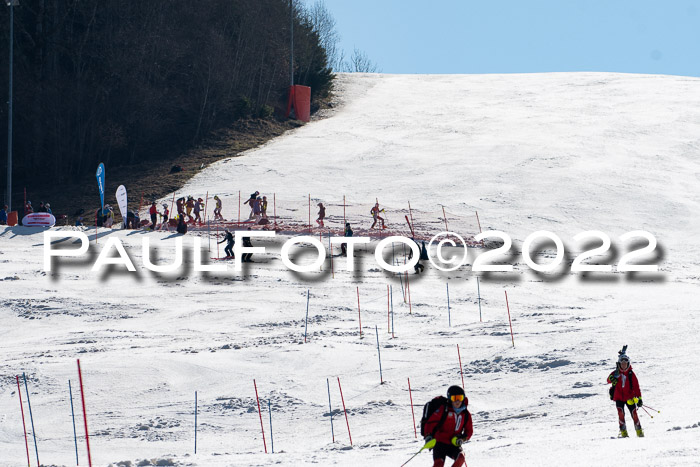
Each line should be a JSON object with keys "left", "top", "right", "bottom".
{"left": 420, "top": 396, "right": 449, "bottom": 437}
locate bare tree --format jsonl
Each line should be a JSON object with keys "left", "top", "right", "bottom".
{"left": 349, "top": 47, "right": 380, "bottom": 73}
{"left": 305, "top": 0, "right": 341, "bottom": 71}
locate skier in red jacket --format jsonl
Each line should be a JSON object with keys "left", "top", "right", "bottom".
{"left": 422, "top": 385, "right": 473, "bottom": 467}
{"left": 607, "top": 346, "right": 643, "bottom": 438}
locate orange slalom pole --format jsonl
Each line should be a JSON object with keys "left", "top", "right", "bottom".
{"left": 475, "top": 210, "right": 483, "bottom": 234}
{"left": 442, "top": 205, "right": 449, "bottom": 232}
{"left": 337, "top": 377, "right": 352, "bottom": 446}
{"left": 505, "top": 291, "right": 515, "bottom": 348}
{"left": 253, "top": 379, "right": 268, "bottom": 453}
{"left": 408, "top": 377, "right": 417, "bottom": 438}
{"left": 16, "top": 376, "right": 30, "bottom": 467}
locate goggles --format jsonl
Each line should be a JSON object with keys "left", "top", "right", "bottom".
{"left": 450, "top": 394, "right": 464, "bottom": 402}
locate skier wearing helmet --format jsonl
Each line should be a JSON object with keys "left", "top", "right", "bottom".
{"left": 213, "top": 196, "right": 223, "bottom": 221}
{"left": 159, "top": 204, "right": 170, "bottom": 231}
{"left": 607, "top": 345, "right": 644, "bottom": 437}
{"left": 193, "top": 198, "right": 204, "bottom": 224}
{"left": 421, "top": 385, "right": 473, "bottom": 467}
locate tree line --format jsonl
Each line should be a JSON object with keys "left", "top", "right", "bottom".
{"left": 0, "top": 0, "right": 334, "bottom": 190}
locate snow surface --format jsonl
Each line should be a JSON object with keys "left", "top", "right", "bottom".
{"left": 1, "top": 72, "right": 700, "bottom": 466}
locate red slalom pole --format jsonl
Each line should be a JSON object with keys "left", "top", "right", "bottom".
{"left": 308, "top": 194, "right": 311, "bottom": 233}
{"left": 505, "top": 291, "right": 515, "bottom": 348}
{"left": 77, "top": 359, "right": 93, "bottom": 467}
{"left": 253, "top": 379, "right": 267, "bottom": 453}
{"left": 343, "top": 195, "right": 346, "bottom": 227}
{"left": 356, "top": 286, "right": 362, "bottom": 338}
{"left": 15, "top": 376, "right": 30, "bottom": 467}
{"left": 441, "top": 205, "right": 449, "bottom": 232}
{"left": 337, "top": 377, "right": 352, "bottom": 446}
{"left": 408, "top": 201, "right": 415, "bottom": 234}
{"left": 457, "top": 344, "right": 465, "bottom": 389}
{"left": 408, "top": 377, "right": 417, "bottom": 439}
{"left": 406, "top": 272, "right": 412, "bottom": 314}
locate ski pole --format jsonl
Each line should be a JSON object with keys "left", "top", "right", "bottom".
{"left": 640, "top": 405, "right": 654, "bottom": 419}
{"left": 642, "top": 404, "right": 660, "bottom": 413}
{"left": 400, "top": 439, "right": 436, "bottom": 467}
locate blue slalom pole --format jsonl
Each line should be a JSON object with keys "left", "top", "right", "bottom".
{"left": 23, "top": 373, "right": 40, "bottom": 467}
{"left": 326, "top": 378, "right": 335, "bottom": 442}
{"left": 194, "top": 391, "right": 198, "bottom": 454}
{"left": 477, "top": 277, "right": 482, "bottom": 322}
{"left": 69, "top": 380, "right": 79, "bottom": 465}
{"left": 268, "top": 399, "right": 274, "bottom": 453}
{"left": 447, "top": 282, "right": 451, "bottom": 327}
{"left": 304, "top": 289, "right": 310, "bottom": 342}
{"left": 375, "top": 325, "right": 384, "bottom": 384}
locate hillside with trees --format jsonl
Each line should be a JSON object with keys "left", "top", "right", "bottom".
{"left": 0, "top": 0, "right": 338, "bottom": 209}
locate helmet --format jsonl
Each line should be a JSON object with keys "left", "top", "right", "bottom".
{"left": 163, "top": 204, "right": 168, "bottom": 209}
{"left": 618, "top": 353, "right": 630, "bottom": 365}
{"left": 447, "top": 385, "right": 466, "bottom": 402}
{"left": 214, "top": 195, "right": 219, "bottom": 199}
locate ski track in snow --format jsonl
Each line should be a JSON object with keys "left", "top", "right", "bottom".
{"left": 1, "top": 73, "right": 700, "bottom": 466}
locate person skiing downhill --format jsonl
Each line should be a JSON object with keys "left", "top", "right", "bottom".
{"left": 341, "top": 222, "right": 353, "bottom": 256}
{"left": 421, "top": 385, "right": 473, "bottom": 467}
{"left": 370, "top": 202, "right": 385, "bottom": 229}
{"left": 607, "top": 345, "right": 644, "bottom": 438}
{"left": 218, "top": 229, "right": 235, "bottom": 258}
{"left": 316, "top": 202, "right": 326, "bottom": 227}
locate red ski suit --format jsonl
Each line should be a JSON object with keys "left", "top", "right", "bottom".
{"left": 423, "top": 399, "right": 473, "bottom": 445}
{"left": 607, "top": 366, "right": 641, "bottom": 402}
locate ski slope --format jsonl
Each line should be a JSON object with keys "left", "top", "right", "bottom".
{"left": 1, "top": 72, "right": 700, "bottom": 466}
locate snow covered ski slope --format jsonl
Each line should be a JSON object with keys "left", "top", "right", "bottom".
{"left": 1, "top": 72, "right": 700, "bottom": 466}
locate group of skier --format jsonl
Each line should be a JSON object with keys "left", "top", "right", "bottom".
{"left": 416, "top": 346, "right": 645, "bottom": 467}
{"left": 175, "top": 196, "right": 206, "bottom": 225}
{"left": 244, "top": 191, "right": 269, "bottom": 223}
